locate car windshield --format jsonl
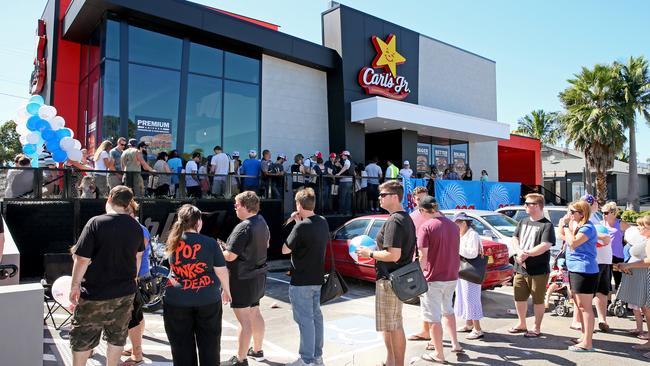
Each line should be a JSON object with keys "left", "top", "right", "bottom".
{"left": 547, "top": 210, "right": 566, "bottom": 227}
{"left": 480, "top": 214, "right": 517, "bottom": 237}
{"left": 512, "top": 210, "right": 529, "bottom": 222}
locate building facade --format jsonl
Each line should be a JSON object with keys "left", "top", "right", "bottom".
{"left": 37, "top": 0, "right": 512, "bottom": 178}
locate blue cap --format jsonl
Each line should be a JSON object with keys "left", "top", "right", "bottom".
{"left": 581, "top": 194, "right": 595, "bottom": 205}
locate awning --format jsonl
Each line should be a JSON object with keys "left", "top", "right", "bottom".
{"left": 351, "top": 96, "right": 510, "bottom": 142}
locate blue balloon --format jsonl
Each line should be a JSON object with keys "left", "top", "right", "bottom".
{"left": 26, "top": 102, "right": 41, "bottom": 115}
{"left": 36, "top": 118, "right": 51, "bottom": 132}
{"left": 45, "top": 139, "right": 60, "bottom": 152}
{"left": 56, "top": 128, "right": 72, "bottom": 139}
{"left": 22, "top": 144, "right": 37, "bottom": 155}
{"left": 51, "top": 149, "right": 68, "bottom": 163}
{"left": 29, "top": 95, "right": 44, "bottom": 105}
{"left": 42, "top": 129, "right": 57, "bottom": 141}
{"left": 26, "top": 115, "right": 40, "bottom": 131}
{"left": 595, "top": 224, "right": 609, "bottom": 235}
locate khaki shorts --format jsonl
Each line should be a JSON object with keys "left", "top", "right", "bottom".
{"left": 375, "top": 279, "right": 403, "bottom": 332}
{"left": 70, "top": 294, "right": 134, "bottom": 352}
{"left": 513, "top": 273, "right": 549, "bottom": 304}
{"left": 420, "top": 281, "right": 457, "bottom": 323}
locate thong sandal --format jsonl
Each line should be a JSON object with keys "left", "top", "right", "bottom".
{"left": 507, "top": 327, "right": 527, "bottom": 334}
{"left": 422, "top": 353, "right": 448, "bottom": 364}
{"left": 408, "top": 334, "right": 431, "bottom": 341}
{"left": 426, "top": 342, "right": 435, "bottom": 351}
{"left": 568, "top": 345, "right": 594, "bottom": 352}
{"left": 524, "top": 331, "right": 541, "bottom": 338}
{"left": 119, "top": 359, "right": 144, "bottom": 366}
{"left": 121, "top": 349, "right": 132, "bottom": 357}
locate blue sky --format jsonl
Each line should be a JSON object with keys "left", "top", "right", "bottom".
{"left": 1, "top": 0, "right": 649, "bottom": 161}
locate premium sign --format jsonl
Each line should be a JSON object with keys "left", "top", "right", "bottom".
{"left": 358, "top": 34, "right": 410, "bottom": 100}
{"left": 135, "top": 115, "right": 173, "bottom": 153}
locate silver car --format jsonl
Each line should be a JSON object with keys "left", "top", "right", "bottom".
{"left": 441, "top": 209, "right": 518, "bottom": 257}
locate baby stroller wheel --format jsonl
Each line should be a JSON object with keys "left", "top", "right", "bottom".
{"left": 614, "top": 305, "right": 626, "bottom": 318}
{"left": 607, "top": 302, "right": 617, "bottom": 316}
{"left": 555, "top": 304, "right": 568, "bottom": 317}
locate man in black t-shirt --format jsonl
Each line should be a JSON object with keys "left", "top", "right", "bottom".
{"left": 69, "top": 185, "right": 144, "bottom": 366}
{"left": 282, "top": 187, "right": 329, "bottom": 366}
{"left": 509, "top": 193, "right": 555, "bottom": 338}
{"left": 357, "top": 180, "right": 416, "bottom": 366}
{"left": 222, "top": 191, "right": 270, "bottom": 366}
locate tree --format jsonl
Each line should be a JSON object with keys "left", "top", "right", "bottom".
{"left": 513, "top": 109, "right": 561, "bottom": 145}
{"left": 616, "top": 146, "right": 630, "bottom": 163}
{"left": 615, "top": 56, "right": 650, "bottom": 211}
{"left": 0, "top": 120, "right": 23, "bottom": 165}
{"left": 559, "top": 64, "right": 627, "bottom": 205}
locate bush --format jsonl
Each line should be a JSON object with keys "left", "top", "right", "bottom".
{"left": 621, "top": 210, "right": 650, "bottom": 223}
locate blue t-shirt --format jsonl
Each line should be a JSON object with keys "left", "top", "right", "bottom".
{"left": 240, "top": 158, "right": 261, "bottom": 187}
{"left": 167, "top": 157, "right": 183, "bottom": 185}
{"left": 566, "top": 223, "right": 599, "bottom": 274}
{"left": 164, "top": 232, "right": 226, "bottom": 307}
{"left": 138, "top": 224, "right": 151, "bottom": 277}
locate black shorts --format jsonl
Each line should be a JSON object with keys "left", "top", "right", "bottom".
{"left": 569, "top": 271, "right": 599, "bottom": 294}
{"left": 230, "top": 274, "right": 266, "bottom": 309}
{"left": 128, "top": 290, "right": 144, "bottom": 329}
{"left": 594, "top": 264, "right": 612, "bottom": 296}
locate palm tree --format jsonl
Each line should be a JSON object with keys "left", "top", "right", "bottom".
{"left": 559, "top": 64, "right": 626, "bottom": 205}
{"left": 614, "top": 56, "right": 650, "bottom": 211}
{"left": 513, "top": 110, "right": 560, "bottom": 145}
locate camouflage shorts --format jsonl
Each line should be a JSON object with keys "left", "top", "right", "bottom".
{"left": 69, "top": 294, "right": 134, "bottom": 352}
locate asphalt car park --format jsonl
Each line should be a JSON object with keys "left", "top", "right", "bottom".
{"left": 44, "top": 271, "right": 650, "bottom": 365}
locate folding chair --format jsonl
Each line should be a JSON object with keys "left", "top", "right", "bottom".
{"left": 42, "top": 253, "right": 73, "bottom": 330}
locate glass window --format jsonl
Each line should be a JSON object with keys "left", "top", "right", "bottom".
{"left": 481, "top": 214, "right": 517, "bottom": 237}
{"left": 512, "top": 210, "right": 530, "bottom": 222}
{"left": 189, "top": 42, "right": 223, "bottom": 77}
{"left": 101, "top": 60, "right": 120, "bottom": 143}
{"left": 78, "top": 77, "right": 88, "bottom": 149}
{"left": 451, "top": 141, "right": 468, "bottom": 177}
{"left": 128, "top": 25, "right": 182, "bottom": 69}
{"left": 470, "top": 218, "right": 488, "bottom": 236}
{"left": 184, "top": 74, "right": 222, "bottom": 157}
{"left": 128, "top": 64, "right": 180, "bottom": 157}
{"left": 87, "top": 67, "right": 100, "bottom": 155}
{"left": 223, "top": 80, "right": 259, "bottom": 155}
{"left": 547, "top": 210, "right": 566, "bottom": 227}
{"left": 335, "top": 219, "right": 371, "bottom": 240}
{"left": 80, "top": 45, "right": 89, "bottom": 78}
{"left": 89, "top": 28, "right": 101, "bottom": 73}
{"left": 105, "top": 19, "right": 120, "bottom": 60}
{"left": 225, "top": 52, "right": 259, "bottom": 83}
{"left": 432, "top": 144, "right": 450, "bottom": 178}
{"left": 367, "top": 219, "right": 385, "bottom": 240}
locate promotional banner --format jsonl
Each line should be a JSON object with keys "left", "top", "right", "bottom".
{"left": 483, "top": 182, "right": 522, "bottom": 211}
{"left": 416, "top": 144, "right": 430, "bottom": 173}
{"left": 452, "top": 149, "right": 467, "bottom": 176}
{"left": 135, "top": 115, "right": 173, "bottom": 154}
{"left": 401, "top": 177, "right": 427, "bottom": 213}
{"left": 434, "top": 180, "right": 482, "bottom": 210}
{"left": 434, "top": 147, "right": 449, "bottom": 174}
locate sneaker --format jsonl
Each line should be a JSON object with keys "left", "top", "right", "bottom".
{"left": 221, "top": 356, "right": 248, "bottom": 366}
{"left": 247, "top": 347, "right": 265, "bottom": 361}
{"left": 313, "top": 356, "right": 324, "bottom": 365}
{"left": 285, "top": 358, "right": 313, "bottom": 366}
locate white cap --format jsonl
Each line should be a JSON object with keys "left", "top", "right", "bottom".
{"left": 232, "top": 151, "right": 240, "bottom": 157}
{"left": 248, "top": 149, "right": 257, "bottom": 157}
{"left": 341, "top": 150, "right": 350, "bottom": 156}
{"left": 403, "top": 160, "right": 410, "bottom": 165}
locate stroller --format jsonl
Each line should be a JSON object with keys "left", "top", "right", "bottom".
{"left": 547, "top": 256, "right": 573, "bottom": 317}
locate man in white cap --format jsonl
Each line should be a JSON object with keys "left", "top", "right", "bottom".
{"left": 303, "top": 152, "right": 322, "bottom": 189}
{"left": 335, "top": 150, "right": 354, "bottom": 215}
{"left": 230, "top": 151, "right": 242, "bottom": 196}
{"left": 240, "top": 149, "right": 261, "bottom": 193}
{"left": 400, "top": 160, "right": 413, "bottom": 179}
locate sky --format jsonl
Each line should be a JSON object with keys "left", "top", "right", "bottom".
{"left": 1, "top": 0, "right": 650, "bottom": 160}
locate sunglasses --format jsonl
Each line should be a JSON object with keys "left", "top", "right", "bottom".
{"left": 570, "top": 209, "right": 580, "bottom": 214}
{"left": 379, "top": 192, "right": 396, "bottom": 198}
{"left": 524, "top": 202, "right": 538, "bottom": 206}
{"left": 120, "top": 143, "right": 126, "bottom": 147}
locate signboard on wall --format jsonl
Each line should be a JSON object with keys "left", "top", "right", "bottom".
{"left": 358, "top": 34, "right": 411, "bottom": 100}
{"left": 452, "top": 149, "right": 467, "bottom": 175}
{"left": 434, "top": 147, "right": 449, "bottom": 174}
{"left": 135, "top": 115, "right": 173, "bottom": 154}
{"left": 416, "top": 144, "right": 430, "bottom": 173}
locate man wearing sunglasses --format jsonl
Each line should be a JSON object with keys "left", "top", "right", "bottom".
{"left": 108, "top": 137, "right": 127, "bottom": 189}
{"left": 508, "top": 193, "right": 555, "bottom": 338}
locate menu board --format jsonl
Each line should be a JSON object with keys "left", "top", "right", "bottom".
{"left": 416, "top": 144, "right": 431, "bottom": 173}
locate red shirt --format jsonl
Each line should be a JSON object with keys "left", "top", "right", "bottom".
{"left": 410, "top": 210, "right": 431, "bottom": 233}
{"left": 417, "top": 216, "right": 460, "bottom": 282}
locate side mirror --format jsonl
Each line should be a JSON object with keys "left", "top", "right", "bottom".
{"left": 482, "top": 229, "right": 495, "bottom": 238}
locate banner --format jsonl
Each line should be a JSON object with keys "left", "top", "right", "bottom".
{"left": 401, "top": 177, "right": 427, "bottom": 213}
{"left": 416, "top": 144, "right": 430, "bottom": 173}
{"left": 452, "top": 149, "right": 467, "bottom": 176}
{"left": 135, "top": 115, "right": 173, "bottom": 155}
{"left": 434, "top": 147, "right": 449, "bottom": 174}
{"left": 434, "top": 180, "right": 521, "bottom": 211}
{"left": 483, "top": 182, "right": 522, "bottom": 211}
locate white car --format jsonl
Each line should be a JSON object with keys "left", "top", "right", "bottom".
{"left": 440, "top": 209, "right": 518, "bottom": 258}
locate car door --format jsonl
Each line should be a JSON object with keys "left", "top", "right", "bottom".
{"left": 329, "top": 219, "right": 372, "bottom": 278}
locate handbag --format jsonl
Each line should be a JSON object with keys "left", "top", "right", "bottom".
{"left": 458, "top": 254, "right": 488, "bottom": 284}
{"left": 320, "top": 237, "right": 349, "bottom": 304}
{"left": 388, "top": 243, "right": 428, "bottom": 302}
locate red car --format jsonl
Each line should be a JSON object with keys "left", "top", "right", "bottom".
{"left": 325, "top": 215, "right": 513, "bottom": 290}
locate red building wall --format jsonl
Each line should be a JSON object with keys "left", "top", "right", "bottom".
{"left": 498, "top": 134, "right": 541, "bottom": 186}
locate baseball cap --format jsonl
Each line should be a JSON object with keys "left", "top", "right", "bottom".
{"left": 314, "top": 151, "right": 322, "bottom": 159}
{"left": 128, "top": 138, "right": 138, "bottom": 147}
{"left": 417, "top": 196, "right": 437, "bottom": 210}
{"left": 232, "top": 151, "right": 240, "bottom": 157}
{"left": 329, "top": 152, "right": 337, "bottom": 158}
{"left": 248, "top": 149, "right": 257, "bottom": 157}
{"left": 403, "top": 160, "right": 410, "bottom": 165}
{"left": 341, "top": 150, "right": 350, "bottom": 156}
{"left": 452, "top": 212, "right": 472, "bottom": 222}
{"left": 581, "top": 194, "right": 595, "bottom": 205}
{"left": 277, "top": 153, "right": 286, "bottom": 160}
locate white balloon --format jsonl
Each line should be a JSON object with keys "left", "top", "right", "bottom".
{"left": 72, "top": 139, "right": 82, "bottom": 150}
{"left": 67, "top": 149, "right": 82, "bottom": 162}
{"left": 16, "top": 103, "right": 30, "bottom": 120}
{"left": 51, "top": 276, "right": 74, "bottom": 311}
{"left": 59, "top": 136, "right": 75, "bottom": 152}
{"left": 26, "top": 132, "right": 41, "bottom": 144}
{"left": 50, "top": 116, "right": 65, "bottom": 130}
{"left": 38, "top": 105, "right": 57, "bottom": 120}
{"left": 16, "top": 123, "right": 29, "bottom": 136}
{"left": 19, "top": 135, "right": 27, "bottom": 145}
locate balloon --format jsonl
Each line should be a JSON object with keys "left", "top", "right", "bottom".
{"left": 52, "top": 149, "right": 68, "bottom": 163}
{"left": 36, "top": 118, "right": 51, "bottom": 132}
{"left": 51, "top": 275, "right": 74, "bottom": 311}
{"left": 42, "top": 129, "right": 57, "bottom": 141}
{"left": 26, "top": 102, "right": 41, "bottom": 115}
{"left": 59, "top": 136, "right": 75, "bottom": 151}
{"left": 22, "top": 144, "right": 37, "bottom": 155}
{"left": 29, "top": 95, "right": 45, "bottom": 105}
{"left": 16, "top": 103, "right": 29, "bottom": 120}
{"left": 15, "top": 122, "right": 29, "bottom": 136}
{"left": 26, "top": 115, "right": 40, "bottom": 131}
{"left": 19, "top": 135, "right": 27, "bottom": 145}
{"left": 50, "top": 116, "right": 65, "bottom": 130}
{"left": 56, "top": 128, "right": 73, "bottom": 139}
{"left": 67, "top": 148, "right": 82, "bottom": 162}
{"left": 25, "top": 132, "right": 41, "bottom": 144}
{"left": 38, "top": 105, "right": 57, "bottom": 120}
{"left": 72, "top": 139, "right": 81, "bottom": 150}
{"left": 348, "top": 235, "right": 378, "bottom": 262}
{"left": 45, "top": 139, "right": 60, "bottom": 152}
{"left": 595, "top": 224, "right": 609, "bottom": 235}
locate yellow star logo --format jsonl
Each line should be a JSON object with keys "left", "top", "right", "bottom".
{"left": 371, "top": 34, "right": 406, "bottom": 77}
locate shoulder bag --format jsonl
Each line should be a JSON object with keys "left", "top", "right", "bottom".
{"left": 388, "top": 242, "right": 428, "bottom": 302}
{"left": 320, "top": 237, "right": 349, "bottom": 304}
{"left": 458, "top": 254, "right": 488, "bottom": 284}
